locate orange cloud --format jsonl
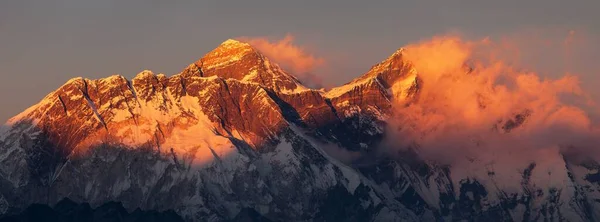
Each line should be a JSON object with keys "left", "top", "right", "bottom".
{"left": 384, "top": 31, "right": 600, "bottom": 173}
{"left": 238, "top": 34, "right": 326, "bottom": 87}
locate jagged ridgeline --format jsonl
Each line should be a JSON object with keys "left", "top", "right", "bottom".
{"left": 0, "top": 39, "right": 599, "bottom": 222}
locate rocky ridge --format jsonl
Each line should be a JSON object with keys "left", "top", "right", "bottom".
{"left": 0, "top": 39, "right": 599, "bottom": 222}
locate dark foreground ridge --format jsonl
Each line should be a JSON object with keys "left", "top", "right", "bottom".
{"left": 0, "top": 198, "right": 184, "bottom": 222}
{"left": 0, "top": 199, "right": 275, "bottom": 222}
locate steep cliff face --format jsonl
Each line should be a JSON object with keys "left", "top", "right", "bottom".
{"left": 1, "top": 39, "right": 599, "bottom": 222}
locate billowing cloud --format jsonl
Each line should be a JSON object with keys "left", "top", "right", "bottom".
{"left": 382, "top": 32, "right": 600, "bottom": 176}
{"left": 238, "top": 34, "right": 326, "bottom": 88}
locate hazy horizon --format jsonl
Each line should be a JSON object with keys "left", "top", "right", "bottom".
{"left": 1, "top": 0, "right": 600, "bottom": 122}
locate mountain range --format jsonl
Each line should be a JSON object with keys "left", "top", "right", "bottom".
{"left": 0, "top": 39, "right": 599, "bottom": 221}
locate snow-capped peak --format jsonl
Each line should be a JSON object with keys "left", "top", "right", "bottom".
{"left": 392, "top": 47, "right": 404, "bottom": 56}
{"left": 200, "top": 39, "right": 256, "bottom": 70}
{"left": 325, "top": 45, "right": 415, "bottom": 100}
{"left": 219, "top": 38, "right": 252, "bottom": 49}
{"left": 177, "top": 38, "right": 310, "bottom": 93}
{"left": 133, "top": 70, "right": 155, "bottom": 80}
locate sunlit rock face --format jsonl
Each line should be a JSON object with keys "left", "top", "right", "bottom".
{"left": 0, "top": 39, "right": 418, "bottom": 222}
{"left": 182, "top": 39, "right": 309, "bottom": 93}
{"left": 1, "top": 38, "right": 599, "bottom": 222}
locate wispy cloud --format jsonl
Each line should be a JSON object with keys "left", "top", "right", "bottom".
{"left": 238, "top": 34, "right": 326, "bottom": 88}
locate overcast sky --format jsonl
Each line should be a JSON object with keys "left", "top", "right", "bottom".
{"left": 1, "top": 0, "right": 599, "bottom": 122}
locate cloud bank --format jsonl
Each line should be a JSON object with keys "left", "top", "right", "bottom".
{"left": 239, "top": 34, "right": 326, "bottom": 88}
{"left": 383, "top": 33, "right": 600, "bottom": 171}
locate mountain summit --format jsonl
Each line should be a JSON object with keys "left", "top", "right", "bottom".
{"left": 1, "top": 39, "right": 600, "bottom": 222}
{"left": 181, "top": 38, "right": 308, "bottom": 93}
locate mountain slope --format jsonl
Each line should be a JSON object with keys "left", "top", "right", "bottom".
{"left": 0, "top": 40, "right": 418, "bottom": 221}
{"left": 0, "top": 39, "right": 599, "bottom": 222}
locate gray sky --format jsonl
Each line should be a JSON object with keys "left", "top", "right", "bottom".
{"left": 1, "top": 0, "right": 599, "bottom": 122}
